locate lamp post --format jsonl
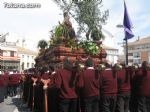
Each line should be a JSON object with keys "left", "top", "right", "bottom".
{"left": 116, "top": 1, "right": 134, "bottom": 66}
{"left": 125, "top": 38, "right": 128, "bottom": 65}
{"left": 116, "top": 24, "right": 128, "bottom": 65}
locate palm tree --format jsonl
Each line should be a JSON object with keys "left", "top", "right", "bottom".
{"left": 37, "top": 39, "right": 48, "bottom": 49}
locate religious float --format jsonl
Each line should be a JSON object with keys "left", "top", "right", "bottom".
{"left": 35, "top": 12, "right": 107, "bottom": 69}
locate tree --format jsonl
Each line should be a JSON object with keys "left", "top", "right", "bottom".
{"left": 37, "top": 39, "right": 48, "bottom": 49}
{"left": 52, "top": 0, "right": 109, "bottom": 41}
{"left": 73, "top": 0, "right": 109, "bottom": 40}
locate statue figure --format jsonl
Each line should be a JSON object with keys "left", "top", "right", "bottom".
{"left": 63, "top": 12, "right": 76, "bottom": 39}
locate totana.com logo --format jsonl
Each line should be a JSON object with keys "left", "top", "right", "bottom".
{"left": 4, "top": 2, "right": 41, "bottom": 8}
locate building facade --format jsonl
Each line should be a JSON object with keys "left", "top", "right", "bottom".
{"left": 103, "top": 45, "right": 119, "bottom": 65}
{"left": 17, "top": 47, "right": 37, "bottom": 72}
{"left": 0, "top": 42, "right": 20, "bottom": 72}
{"left": 127, "top": 36, "right": 150, "bottom": 65}
{"left": 0, "top": 41, "right": 37, "bottom": 73}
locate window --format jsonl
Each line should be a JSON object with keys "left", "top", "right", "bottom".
{"left": 14, "top": 52, "right": 17, "bottom": 56}
{"left": 0, "top": 50, "right": 3, "bottom": 56}
{"left": 129, "top": 47, "right": 133, "bottom": 50}
{"left": 3, "top": 51, "right": 6, "bottom": 56}
{"left": 128, "top": 53, "right": 133, "bottom": 56}
{"left": 135, "top": 45, "right": 143, "bottom": 50}
{"left": 146, "top": 45, "right": 150, "bottom": 48}
{"left": 22, "top": 62, "right": 24, "bottom": 70}
{"left": 4, "top": 51, "right": 10, "bottom": 56}
{"left": 10, "top": 51, "right": 14, "bottom": 57}
{"left": 129, "top": 59, "right": 133, "bottom": 63}
{"left": 32, "top": 63, "right": 34, "bottom": 68}
{"left": 149, "top": 52, "right": 150, "bottom": 63}
{"left": 133, "top": 52, "right": 140, "bottom": 58}
{"left": 27, "top": 56, "right": 29, "bottom": 60}
{"left": 133, "top": 59, "right": 141, "bottom": 64}
{"left": 27, "top": 63, "right": 29, "bottom": 68}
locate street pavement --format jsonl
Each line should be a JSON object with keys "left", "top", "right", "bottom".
{"left": 0, "top": 95, "right": 30, "bottom": 112}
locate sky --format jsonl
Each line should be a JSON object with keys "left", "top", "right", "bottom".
{"left": 0, "top": 0, "right": 150, "bottom": 54}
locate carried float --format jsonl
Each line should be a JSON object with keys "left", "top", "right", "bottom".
{"left": 35, "top": 12, "right": 107, "bottom": 69}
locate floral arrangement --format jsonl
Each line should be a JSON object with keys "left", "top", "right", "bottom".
{"left": 55, "top": 23, "right": 69, "bottom": 39}
{"left": 77, "top": 41, "right": 100, "bottom": 55}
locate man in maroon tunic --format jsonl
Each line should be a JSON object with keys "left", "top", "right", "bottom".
{"left": 9, "top": 73, "right": 21, "bottom": 96}
{"left": 2, "top": 72, "right": 9, "bottom": 98}
{"left": 0, "top": 74, "right": 5, "bottom": 103}
{"left": 77, "top": 58, "right": 100, "bottom": 112}
{"left": 100, "top": 63, "right": 118, "bottom": 112}
{"left": 129, "top": 64, "right": 140, "bottom": 112}
{"left": 116, "top": 67, "right": 131, "bottom": 112}
{"left": 54, "top": 58, "right": 78, "bottom": 112}
{"left": 137, "top": 61, "right": 150, "bottom": 112}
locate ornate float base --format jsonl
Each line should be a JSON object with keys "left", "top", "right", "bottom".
{"left": 45, "top": 45, "right": 107, "bottom": 67}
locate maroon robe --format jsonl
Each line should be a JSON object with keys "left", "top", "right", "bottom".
{"left": 54, "top": 68, "right": 77, "bottom": 99}
{"left": 100, "top": 70, "right": 118, "bottom": 96}
{"left": 117, "top": 69, "right": 131, "bottom": 94}
{"left": 140, "top": 71, "right": 150, "bottom": 96}
{"left": 77, "top": 68, "right": 100, "bottom": 97}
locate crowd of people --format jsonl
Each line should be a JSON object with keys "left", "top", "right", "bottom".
{"left": 0, "top": 72, "right": 21, "bottom": 103}
{"left": 1, "top": 58, "right": 150, "bottom": 112}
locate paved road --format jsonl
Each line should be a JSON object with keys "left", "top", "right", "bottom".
{"left": 0, "top": 96, "right": 30, "bottom": 112}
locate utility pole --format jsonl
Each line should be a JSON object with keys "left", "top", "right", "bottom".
{"left": 116, "top": 24, "right": 129, "bottom": 65}
{"left": 117, "top": 41, "right": 126, "bottom": 64}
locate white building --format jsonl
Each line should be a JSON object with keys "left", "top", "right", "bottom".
{"left": 16, "top": 46, "right": 37, "bottom": 71}
{"left": 103, "top": 45, "right": 119, "bottom": 65}
{"left": 127, "top": 36, "right": 150, "bottom": 65}
{"left": 0, "top": 33, "right": 37, "bottom": 72}
{"left": 0, "top": 42, "right": 20, "bottom": 72}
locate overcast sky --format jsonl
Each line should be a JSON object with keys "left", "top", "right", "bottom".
{"left": 0, "top": 0, "right": 150, "bottom": 54}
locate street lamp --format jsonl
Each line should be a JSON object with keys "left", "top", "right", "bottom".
{"left": 116, "top": 1, "right": 134, "bottom": 65}
{"left": 116, "top": 24, "right": 129, "bottom": 65}
{"left": 116, "top": 24, "right": 124, "bottom": 28}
